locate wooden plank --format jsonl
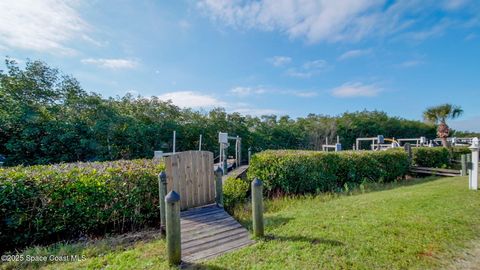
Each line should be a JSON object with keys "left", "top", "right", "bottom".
{"left": 181, "top": 211, "right": 231, "bottom": 225}
{"left": 182, "top": 231, "right": 250, "bottom": 256}
{"left": 181, "top": 208, "right": 225, "bottom": 222}
{"left": 182, "top": 237, "right": 254, "bottom": 262}
{"left": 414, "top": 166, "right": 461, "bottom": 174}
{"left": 165, "top": 156, "right": 173, "bottom": 192}
{"left": 199, "top": 151, "right": 207, "bottom": 206}
{"left": 180, "top": 205, "right": 219, "bottom": 218}
{"left": 194, "top": 151, "right": 203, "bottom": 207}
{"left": 181, "top": 216, "right": 233, "bottom": 233}
{"left": 182, "top": 227, "right": 248, "bottom": 250}
{"left": 177, "top": 154, "right": 187, "bottom": 210}
{"left": 182, "top": 223, "right": 244, "bottom": 244}
{"left": 208, "top": 152, "right": 215, "bottom": 204}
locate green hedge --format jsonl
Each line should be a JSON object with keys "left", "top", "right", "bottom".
{"left": 223, "top": 177, "right": 249, "bottom": 210}
{"left": 0, "top": 159, "right": 164, "bottom": 252}
{"left": 412, "top": 147, "right": 450, "bottom": 168}
{"left": 247, "top": 149, "right": 409, "bottom": 195}
{"left": 449, "top": 146, "right": 471, "bottom": 161}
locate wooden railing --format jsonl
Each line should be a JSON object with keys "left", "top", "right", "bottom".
{"left": 409, "top": 166, "right": 461, "bottom": 177}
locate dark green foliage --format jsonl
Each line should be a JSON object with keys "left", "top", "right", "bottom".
{"left": 247, "top": 149, "right": 410, "bottom": 195}
{"left": 223, "top": 177, "right": 249, "bottom": 210}
{"left": 449, "top": 146, "right": 471, "bottom": 161}
{"left": 0, "top": 159, "right": 164, "bottom": 251}
{"left": 0, "top": 59, "right": 437, "bottom": 167}
{"left": 412, "top": 147, "right": 450, "bottom": 168}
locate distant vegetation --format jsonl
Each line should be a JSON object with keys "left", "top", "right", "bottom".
{"left": 0, "top": 58, "right": 441, "bottom": 166}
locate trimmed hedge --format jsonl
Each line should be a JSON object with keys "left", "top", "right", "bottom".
{"left": 412, "top": 147, "right": 450, "bottom": 168}
{"left": 247, "top": 149, "right": 409, "bottom": 195}
{"left": 0, "top": 159, "right": 164, "bottom": 251}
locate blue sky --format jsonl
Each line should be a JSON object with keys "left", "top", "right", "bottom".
{"left": 1, "top": 0, "right": 479, "bottom": 131}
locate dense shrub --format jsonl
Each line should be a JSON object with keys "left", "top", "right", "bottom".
{"left": 0, "top": 159, "right": 164, "bottom": 252}
{"left": 449, "top": 146, "right": 471, "bottom": 161}
{"left": 247, "top": 149, "right": 409, "bottom": 195}
{"left": 412, "top": 147, "right": 450, "bottom": 168}
{"left": 223, "top": 177, "right": 249, "bottom": 210}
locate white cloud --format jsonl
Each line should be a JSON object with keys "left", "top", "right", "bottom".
{"left": 230, "top": 86, "right": 318, "bottom": 97}
{"left": 397, "top": 60, "right": 424, "bottom": 68}
{"left": 230, "top": 107, "right": 280, "bottom": 116}
{"left": 0, "top": 0, "right": 87, "bottom": 54}
{"left": 287, "top": 59, "right": 328, "bottom": 78}
{"left": 338, "top": 49, "right": 371, "bottom": 61}
{"left": 230, "top": 86, "right": 267, "bottom": 96}
{"left": 267, "top": 56, "right": 292, "bottom": 67}
{"left": 81, "top": 58, "right": 140, "bottom": 69}
{"left": 331, "top": 82, "right": 382, "bottom": 98}
{"left": 198, "top": 0, "right": 383, "bottom": 43}
{"left": 198, "top": 0, "right": 477, "bottom": 44}
{"left": 158, "top": 91, "right": 226, "bottom": 108}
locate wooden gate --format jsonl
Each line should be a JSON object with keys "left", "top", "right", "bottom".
{"left": 165, "top": 151, "right": 216, "bottom": 210}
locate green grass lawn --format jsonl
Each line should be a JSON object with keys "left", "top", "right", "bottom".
{"left": 2, "top": 176, "right": 480, "bottom": 270}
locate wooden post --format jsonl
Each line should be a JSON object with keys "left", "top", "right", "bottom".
{"left": 251, "top": 178, "right": 264, "bottom": 237}
{"left": 215, "top": 166, "right": 223, "bottom": 207}
{"left": 165, "top": 191, "right": 181, "bottom": 265}
{"left": 461, "top": 154, "right": 467, "bottom": 176}
{"left": 404, "top": 143, "right": 412, "bottom": 162}
{"left": 158, "top": 171, "right": 167, "bottom": 235}
{"left": 248, "top": 147, "right": 252, "bottom": 164}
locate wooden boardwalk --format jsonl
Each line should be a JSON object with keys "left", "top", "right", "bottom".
{"left": 222, "top": 165, "right": 249, "bottom": 183}
{"left": 180, "top": 204, "right": 254, "bottom": 262}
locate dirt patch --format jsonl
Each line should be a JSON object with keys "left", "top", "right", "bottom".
{"left": 445, "top": 240, "right": 480, "bottom": 270}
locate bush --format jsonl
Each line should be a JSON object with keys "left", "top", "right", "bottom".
{"left": 0, "top": 159, "right": 164, "bottom": 252}
{"left": 247, "top": 149, "right": 409, "bottom": 195}
{"left": 412, "top": 147, "right": 450, "bottom": 168}
{"left": 223, "top": 177, "right": 249, "bottom": 210}
{"left": 449, "top": 146, "right": 471, "bottom": 161}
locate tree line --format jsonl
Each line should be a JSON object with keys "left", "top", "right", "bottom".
{"left": 0, "top": 59, "right": 440, "bottom": 166}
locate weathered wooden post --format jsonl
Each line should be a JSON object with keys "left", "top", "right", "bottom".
{"left": 215, "top": 166, "right": 223, "bottom": 207}
{"left": 251, "top": 178, "right": 264, "bottom": 237}
{"left": 469, "top": 138, "right": 479, "bottom": 190}
{"left": 404, "top": 143, "right": 412, "bottom": 162}
{"left": 165, "top": 191, "right": 181, "bottom": 265}
{"left": 158, "top": 171, "right": 167, "bottom": 235}
{"left": 248, "top": 147, "right": 252, "bottom": 164}
{"left": 461, "top": 154, "right": 468, "bottom": 176}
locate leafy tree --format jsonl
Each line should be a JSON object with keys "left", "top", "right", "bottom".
{"left": 423, "top": 104, "right": 463, "bottom": 147}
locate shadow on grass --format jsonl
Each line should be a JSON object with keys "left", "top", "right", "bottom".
{"left": 264, "top": 234, "right": 344, "bottom": 246}
{"left": 356, "top": 175, "right": 445, "bottom": 195}
{"left": 2, "top": 228, "right": 164, "bottom": 270}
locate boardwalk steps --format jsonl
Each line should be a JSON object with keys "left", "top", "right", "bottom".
{"left": 180, "top": 204, "right": 254, "bottom": 262}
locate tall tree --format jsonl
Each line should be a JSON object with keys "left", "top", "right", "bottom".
{"left": 423, "top": 104, "right": 463, "bottom": 147}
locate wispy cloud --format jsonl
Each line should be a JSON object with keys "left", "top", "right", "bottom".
{"left": 0, "top": 0, "right": 88, "bottom": 54}
{"left": 197, "top": 0, "right": 478, "bottom": 44}
{"left": 338, "top": 49, "right": 371, "bottom": 61}
{"left": 230, "top": 86, "right": 318, "bottom": 97}
{"left": 230, "top": 86, "right": 267, "bottom": 96}
{"left": 81, "top": 58, "right": 140, "bottom": 69}
{"left": 397, "top": 60, "right": 424, "bottom": 68}
{"left": 287, "top": 59, "right": 328, "bottom": 78}
{"left": 267, "top": 56, "right": 292, "bottom": 67}
{"left": 331, "top": 82, "right": 382, "bottom": 98}
{"left": 158, "top": 91, "right": 226, "bottom": 108}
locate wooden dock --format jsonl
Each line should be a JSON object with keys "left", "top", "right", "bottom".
{"left": 222, "top": 165, "right": 249, "bottom": 182}
{"left": 180, "top": 204, "right": 254, "bottom": 262}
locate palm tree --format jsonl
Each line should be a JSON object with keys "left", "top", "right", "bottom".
{"left": 423, "top": 104, "right": 463, "bottom": 147}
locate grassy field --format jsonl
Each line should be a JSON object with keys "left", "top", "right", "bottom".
{"left": 2, "top": 176, "right": 480, "bottom": 269}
